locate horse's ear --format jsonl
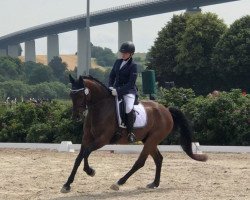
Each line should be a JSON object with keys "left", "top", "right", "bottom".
{"left": 79, "top": 76, "right": 85, "bottom": 87}
{"left": 69, "top": 74, "right": 75, "bottom": 84}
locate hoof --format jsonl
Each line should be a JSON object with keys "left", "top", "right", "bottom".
{"left": 84, "top": 168, "right": 96, "bottom": 177}
{"left": 61, "top": 185, "right": 71, "bottom": 193}
{"left": 89, "top": 169, "right": 96, "bottom": 177}
{"left": 146, "top": 182, "right": 158, "bottom": 189}
{"left": 110, "top": 183, "right": 119, "bottom": 191}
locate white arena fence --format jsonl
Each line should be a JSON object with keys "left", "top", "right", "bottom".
{"left": 0, "top": 142, "right": 250, "bottom": 154}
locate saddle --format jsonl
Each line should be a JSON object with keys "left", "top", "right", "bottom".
{"left": 115, "top": 96, "right": 147, "bottom": 129}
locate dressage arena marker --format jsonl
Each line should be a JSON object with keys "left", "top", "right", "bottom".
{"left": 192, "top": 142, "right": 202, "bottom": 154}
{"left": 58, "top": 141, "right": 75, "bottom": 152}
{"left": 1, "top": 142, "right": 250, "bottom": 153}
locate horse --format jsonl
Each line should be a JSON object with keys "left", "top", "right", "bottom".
{"left": 61, "top": 75, "right": 208, "bottom": 193}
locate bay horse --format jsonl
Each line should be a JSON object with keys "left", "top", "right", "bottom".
{"left": 61, "top": 75, "right": 208, "bottom": 193}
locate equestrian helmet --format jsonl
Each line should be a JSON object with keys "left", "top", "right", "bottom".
{"left": 119, "top": 41, "right": 135, "bottom": 54}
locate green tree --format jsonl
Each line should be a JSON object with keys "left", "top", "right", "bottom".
{"left": 0, "top": 57, "right": 24, "bottom": 81}
{"left": 175, "top": 13, "right": 227, "bottom": 94}
{"left": 0, "top": 80, "right": 30, "bottom": 100}
{"left": 134, "top": 56, "right": 146, "bottom": 74}
{"left": 212, "top": 15, "right": 250, "bottom": 92}
{"left": 23, "top": 61, "right": 55, "bottom": 84}
{"left": 91, "top": 45, "right": 116, "bottom": 67}
{"left": 48, "top": 56, "right": 68, "bottom": 83}
{"left": 28, "top": 82, "right": 69, "bottom": 99}
{"left": 147, "top": 13, "right": 227, "bottom": 95}
{"left": 29, "top": 64, "right": 54, "bottom": 84}
{"left": 89, "top": 68, "right": 110, "bottom": 86}
{"left": 147, "top": 13, "right": 191, "bottom": 86}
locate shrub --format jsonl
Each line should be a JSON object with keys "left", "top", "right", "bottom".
{"left": 157, "top": 87, "right": 195, "bottom": 107}
{"left": 0, "top": 101, "right": 83, "bottom": 143}
{"left": 182, "top": 89, "right": 250, "bottom": 145}
{"left": 0, "top": 89, "right": 249, "bottom": 145}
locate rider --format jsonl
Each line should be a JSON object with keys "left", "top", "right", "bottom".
{"left": 109, "top": 41, "right": 138, "bottom": 143}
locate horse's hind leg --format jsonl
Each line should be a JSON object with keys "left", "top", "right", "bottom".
{"left": 110, "top": 146, "right": 149, "bottom": 191}
{"left": 147, "top": 148, "right": 163, "bottom": 189}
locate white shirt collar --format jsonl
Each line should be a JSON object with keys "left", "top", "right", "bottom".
{"left": 120, "top": 58, "right": 131, "bottom": 69}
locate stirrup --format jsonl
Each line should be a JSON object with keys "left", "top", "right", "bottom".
{"left": 128, "top": 133, "right": 136, "bottom": 143}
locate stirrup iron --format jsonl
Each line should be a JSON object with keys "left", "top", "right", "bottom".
{"left": 128, "top": 132, "right": 136, "bottom": 143}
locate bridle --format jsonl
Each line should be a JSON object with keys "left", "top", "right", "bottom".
{"left": 70, "top": 87, "right": 90, "bottom": 111}
{"left": 70, "top": 77, "right": 113, "bottom": 114}
{"left": 70, "top": 85, "right": 113, "bottom": 112}
{"left": 70, "top": 87, "right": 89, "bottom": 95}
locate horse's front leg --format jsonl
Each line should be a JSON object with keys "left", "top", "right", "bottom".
{"left": 61, "top": 146, "right": 91, "bottom": 193}
{"left": 61, "top": 126, "right": 93, "bottom": 193}
{"left": 82, "top": 131, "right": 96, "bottom": 177}
{"left": 83, "top": 155, "right": 95, "bottom": 177}
{"left": 61, "top": 134, "right": 110, "bottom": 193}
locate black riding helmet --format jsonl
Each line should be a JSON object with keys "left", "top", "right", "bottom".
{"left": 119, "top": 41, "right": 135, "bottom": 54}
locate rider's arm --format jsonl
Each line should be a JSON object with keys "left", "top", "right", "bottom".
{"left": 116, "top": 63, "right": 137, "bottom": 96}
{"left": 109, "top": 61, "right": 118, "bottom": 87}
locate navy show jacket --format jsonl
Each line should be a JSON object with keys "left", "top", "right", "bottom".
{"left": 108, "top": 58, "right": 138, "bottom": 97}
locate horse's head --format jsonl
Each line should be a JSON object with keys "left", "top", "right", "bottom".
{"left": 69, "top": 74, "right": 112, "bottom": 121}
{"left": 69, "top": 74, "right": 90, "bottom": 121}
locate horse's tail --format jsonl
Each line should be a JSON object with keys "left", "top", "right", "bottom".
{"left": 169, "top": 107, "right": 208, "bottom": 162}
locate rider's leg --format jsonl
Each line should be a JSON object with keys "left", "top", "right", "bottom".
{"left": 126, "top": 110, "right": 136, "bottom": 143}
{"left": 123, "top": 94, "right": 136, "bottom": 143}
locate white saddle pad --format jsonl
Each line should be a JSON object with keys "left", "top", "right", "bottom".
{"left": 115, "top": 97, "right": 147, "bottom": 128}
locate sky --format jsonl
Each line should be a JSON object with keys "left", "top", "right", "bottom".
{"left": 0, "top": 0, "right": 250, "bottom": 55}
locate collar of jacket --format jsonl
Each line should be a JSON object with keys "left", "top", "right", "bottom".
{"left": 118, "top": 57, "right": 133, "bottom": 70}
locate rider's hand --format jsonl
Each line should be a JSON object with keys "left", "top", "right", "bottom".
{"left": 109, "top": 87, "right": 114, "bottom": 90}
{"left": 111, "top": 88, "right": 117, "bottom": 96}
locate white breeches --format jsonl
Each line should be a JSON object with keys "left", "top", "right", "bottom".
{"left": 123, "top": 94, "right": 135, "bottom": 113}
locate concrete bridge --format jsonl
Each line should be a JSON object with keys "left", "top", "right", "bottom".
{"left": 0, "top": 0, "right": 239, "bottom": 76}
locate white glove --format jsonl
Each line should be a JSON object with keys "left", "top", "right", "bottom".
{"left": 111, "top": 88, "right": 117, "bottom": 96}
{"left": 109, "top": 87, "right": 114, "bottom": 90}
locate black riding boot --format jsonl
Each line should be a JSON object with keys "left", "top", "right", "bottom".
{"left": 126, "top": 110, "right": 136, "bottom": 143}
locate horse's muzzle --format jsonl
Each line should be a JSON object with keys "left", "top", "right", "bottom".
{"left": 71, "top": 108, "right": 85, "bottom": 122}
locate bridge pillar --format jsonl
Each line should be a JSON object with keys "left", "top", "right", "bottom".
{"left": 118, "top": 20, "right": 133, "bottom": 51}
{"left": 8, "top": 45, "right": 19, "bottom": 57}
{"left": 77, "top": 28, "right": 89, "bottom": 77}
{"left": 0, "top": 49, "right": 7, "bottom": 57}
{"left": 47, "top": 34, "right": 59, "bottom": 64}
{"left": 25, "top": 40, "right": 36, "bottom": 62}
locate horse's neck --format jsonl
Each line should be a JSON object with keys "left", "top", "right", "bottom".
{"left": 89, "top": 91, "right": 111, "bottom": 105}
{"left": 85, "top": 79, "right": 115, "bottom": 117}
{"left": 87, "top": 97, "right": 115, "bottom": 128}
{"left": 88, "top": 97, "right": 114, "bottom": 113}
{"left": 85, "top": 80, "right": 110, "bottom": 105}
